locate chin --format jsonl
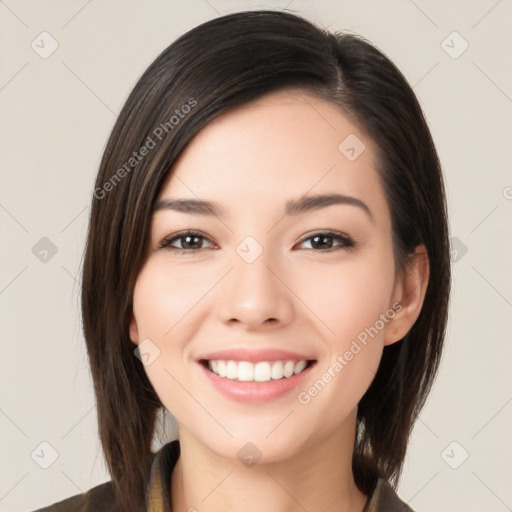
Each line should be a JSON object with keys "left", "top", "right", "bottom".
{"left": 191, "top": 428, "right": 309, "bottom": 467}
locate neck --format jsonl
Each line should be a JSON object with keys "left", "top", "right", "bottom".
{"left": 170, "top": 412, "right": 368, "bottom": 512}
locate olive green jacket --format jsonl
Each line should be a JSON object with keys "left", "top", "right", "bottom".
{"left": 33, "top": 440, "right": 414, "bottom": 511}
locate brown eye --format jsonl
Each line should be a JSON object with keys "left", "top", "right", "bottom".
{"left": 296, "top": 231, "right": 355, "bottom": 251}
{"left": 160, "top": 231, "right": 216, "bottom": 253}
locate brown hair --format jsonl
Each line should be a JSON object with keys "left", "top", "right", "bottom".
{"left": 81, "top": 10, "right": 451, "bottom": 511}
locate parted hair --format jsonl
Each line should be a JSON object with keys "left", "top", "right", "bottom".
{"left": 81, "top": 10, "right": 451, "bottom": 511}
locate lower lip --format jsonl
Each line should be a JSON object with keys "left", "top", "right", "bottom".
{"left": 198, "top": 362, "right": 315, "bottom": 403}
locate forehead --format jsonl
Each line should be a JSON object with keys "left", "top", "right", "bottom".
{"left": 160, "top": 89, "right": 388, "bottom": 220}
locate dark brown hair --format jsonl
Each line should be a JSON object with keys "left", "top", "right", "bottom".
{"left": 81, "top": 10, "right": 451, "bottom": 511}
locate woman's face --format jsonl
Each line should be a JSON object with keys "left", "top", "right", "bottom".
{"left": 130, "top": 89, "right": 411, "bottom": 462}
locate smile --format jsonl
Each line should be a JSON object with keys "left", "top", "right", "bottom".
{"left": 204, "top": 359, "right": 313, "bottom": 382}
{"left": 198, "top": 358, "right": 317, "bottom": 403}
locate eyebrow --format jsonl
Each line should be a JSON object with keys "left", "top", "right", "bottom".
{"left": 154, "top": 193, "right": 373, "bottom": 221}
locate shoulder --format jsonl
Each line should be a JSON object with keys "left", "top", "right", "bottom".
{"left": 30, "top": 481, "right": 117, "bottom": 512}
{"left": 372, "top": 479, "right": 415, "bottom": 512}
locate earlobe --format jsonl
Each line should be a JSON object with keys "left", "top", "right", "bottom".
{"left": 384, "top": 245, "right": 430, "bottom": 346}
{"left": 129, "top": 313, "right": 140, "bottom": 345}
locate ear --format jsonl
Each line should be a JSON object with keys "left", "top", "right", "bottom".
{"left": 384, "top": 244, "right": 430, "bottom": 346}
{"left": 129, "top": 312, "right": 140, "bottom": 345}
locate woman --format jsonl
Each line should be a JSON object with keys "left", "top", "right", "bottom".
{"left": 35, "top": 9, "right": 450, "bottom": 512}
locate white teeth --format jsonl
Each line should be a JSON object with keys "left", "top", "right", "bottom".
{"left": 271, "top": 361, "right": 283, "bottom": 380}
{"left": 238, "top": 361, "right": 254, "bottom": 382}
{"left": 217, "top": 360, "right": 226, "bottom": 377}
{"left": 283, "top": 361, "right": 295, "bottom": 378}
{"left": 294, "top": 360, "right": 307, "bottom": 374}
{"left": 254, "top": 362, "right": 271, "bottom": 382}
{"left": 226, "top": 360, "right": 238, "bottom": 379}
{"left": 206, "top": 359, "right": 310, "bottom": 382}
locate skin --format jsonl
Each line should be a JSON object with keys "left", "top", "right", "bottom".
{"left": 130, "top": 89, "right": 429, "bottom": 512}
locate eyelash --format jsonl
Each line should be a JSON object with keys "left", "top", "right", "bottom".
{"left": 159, "top": 230, "right": 355, "bottom": 254}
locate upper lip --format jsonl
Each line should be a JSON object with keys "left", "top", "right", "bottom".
{"left": 196, "top": 348, "right": 315, "bottom": 363}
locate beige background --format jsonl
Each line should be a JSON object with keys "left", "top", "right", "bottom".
{"left": 1, "top": 1, "right": 511, "bottom": 510}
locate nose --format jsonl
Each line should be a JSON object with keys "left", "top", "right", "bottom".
{"left": 217, "top": 249, "right": 295, "bottom": 330}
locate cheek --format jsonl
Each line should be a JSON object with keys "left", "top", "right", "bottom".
{"left": 292, "top": 257, "right": 395, "bottom": 426}
{"left": 131, "top": 263, "right": 202, "bottom": 409}
{"left": 131, "top": 260, "right": 226, "bottom": 400}
{"left": 132, "top": 261, "right": 215, "bottom": 340}
{"left": 290, "top": 251, "right": 396, "bottom": 347}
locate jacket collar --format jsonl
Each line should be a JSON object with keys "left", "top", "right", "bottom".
{"left": 144, "top": 440, "right": 410, "bottom": 512}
